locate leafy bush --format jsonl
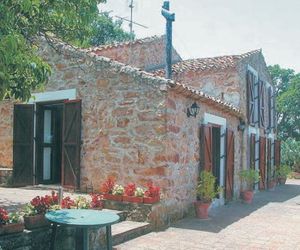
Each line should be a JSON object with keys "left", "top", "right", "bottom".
{"left": 239, "top": 169, "right": 260, "bottom": 190}
{"left": 277, "top": 165, "right": 291, "bottom": 178}
{"left": 281, "top": 138, "right": 300, "bottom": 172}
{"left": 196, "top": 171, "right": 220, "bottom": 203}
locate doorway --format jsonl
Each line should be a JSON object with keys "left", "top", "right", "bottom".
{"left": 36, "top": 102, "right": 63, "bottom": 184}
{"left": 212, "top": 126, "right": 221, "bottom": 188}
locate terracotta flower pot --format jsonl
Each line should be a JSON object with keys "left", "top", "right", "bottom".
{"left": 0, "top": 223, "right": 24, "bottom": 235}
{"left": 143, "top": 196, "right": 160, "bottom": 204}
{"left": 278, "top": 177, "right": 287, "bottom": 185}
{"left": 241, "top": 190, "right": 254, "bottom": 204}
{"left": 24, "top": 214, "right": 50, "bottom": 230}
{"left": 123, "top": 196, "right": 143, "bottom": 203}
{"left": 194, "top": 201, "right": 211, "bottom": 219}
{"left": 104, "top": 194, "right": 123, "bottom": 202}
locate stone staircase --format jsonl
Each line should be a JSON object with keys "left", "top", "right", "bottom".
{"left": 104, "top": 209, "right": 152, "bottom": 248}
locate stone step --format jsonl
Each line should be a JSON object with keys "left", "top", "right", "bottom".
{"left": 102, "top": 209, "right": 127, "bottom": 222}
{"left": 112, "top": 221, "right": 152, "bottom": 246}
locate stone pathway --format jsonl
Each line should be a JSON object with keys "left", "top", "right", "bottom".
{"left": 115, "top": 179, "right": 300, "bottom": 250}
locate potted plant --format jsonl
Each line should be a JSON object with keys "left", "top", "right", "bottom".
{"left": 143, "top": 182, "right": 160, "bottom": 204}
{"left": 123, "top": 183, "right": 144, "bottom": 203}
{"left": 23, "top": 191, "right": 58, "bottom": 229}
{"left": 0, "top": 209, "right": 24, "bottom": 235}
{"left": 61, "top": 196, "right": 76, "bottom": 209}
{"left": 239, "top": 169, "right": 260, "bottom": 204}
{"left": 100, "top": 176, "right": 116, "bottom": 200}
{"left": 194, "top": 171, "right": 220, "bottom": 219}
{"left": 110, "top": 184, "right": 124, "bottom": 202}
{"left": 277, "top": 165, "right": 291, "bottom": 185}
{"left": 90, "top": 194, "right": 104, "bottom": 209}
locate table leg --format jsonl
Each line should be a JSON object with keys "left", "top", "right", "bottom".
{"left": 83, "top": 228, "right": 89, "bottom": 250}
{"left": 106, "top": 225, "right": 112, "bottom": 250}
{"left": 50, "top": 223, "right": 57, "bottom": 250}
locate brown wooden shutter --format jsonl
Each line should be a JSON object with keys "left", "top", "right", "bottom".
{"left": 258, "top": 80, "right": 265, "bottom": 128}
{"left": 13, "top": 104, "right": 34, "bottom": 186}
{"left": 225, "top": 129, "right": 234, "bottom": 201}
{"left": 267, "top": 138, "right": 274, "bottom": 188}
{"left": 247, "top": 71, "right": 255, "bottom": 126}
{"left": 62, "top": 100, "right": 81, "bottom": 190}
{"left": 259, "top": 136, "right": 266, "bottom": 190}
{"left": 200, "top": 125, "right": 213, "bottom": 172}
{"left": 249, "top": 133, "right": 256, "bottom": 169}
{"left": 274, "top": 139, "right": 281, "bottom": 168}
{"left": 268, "top": 87, "right": 273, "bottom": 129}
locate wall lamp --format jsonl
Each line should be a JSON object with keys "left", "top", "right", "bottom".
{"left": 237, "top": 119, "right": 246, "bottom": 132}
{"left": 187, "top": 102, "right": 200, "bottom": 118}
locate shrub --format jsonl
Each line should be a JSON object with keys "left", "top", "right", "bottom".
{"left": 196, "top": 171, "right": 220, "bottom": 203}
{"left": 277, "top": 165, "right": 291, "bottom": 178}
{"left": 239, "top": 169, "right": 260, "bottom": 190}
{"left": 281, "top": 139, "right": 300, "bottom": 172}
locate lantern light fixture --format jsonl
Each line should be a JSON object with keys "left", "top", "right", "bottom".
{"left": 187, "top": 102, "right": 200, "bottom": 118}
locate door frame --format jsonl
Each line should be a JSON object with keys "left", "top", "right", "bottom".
{"left": 27, "top": 89, "right": 77, "bottom": 185}
{"left": 203, "top": 113, "right": 226, "bottom": 206}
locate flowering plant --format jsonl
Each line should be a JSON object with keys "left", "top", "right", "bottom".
{"left": 101, "top": 177, "right": 116, "bottom": 194}
{"left": 112, "top": 184, "right": 124, "bottom": 196}
{"left": 144, "top": 182, "right": 160, "bottom": 198}
{"left": 124, "top": 183, "right": 136, "bottom": 196}
{"left": 75, "top": 196, "right": 90, "bottom": 209}
{"left": 61, "top": 196, "right": 76, "bottom": 209}
{"left": 90, "top": 194, "right": 103, "bottom": 209}
{"left": 0, "top": 208, "right": 9, "bottom": 225}
{"left": 134, "top": 187, "right": 144, "bottom": 197}
{"left": 24, "top": 191, "right": 59, "bottom": 216}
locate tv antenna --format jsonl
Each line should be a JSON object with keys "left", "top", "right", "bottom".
{"left": 115, "top": 0, "right": 148, "bottom": 39}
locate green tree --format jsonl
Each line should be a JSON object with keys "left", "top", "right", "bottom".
{"left": 89, "top": 13, "right": 134, "bottom": 46}
{"left": 268, "top": 65, "right": 300, "bottom": 140}
{"left": 0, "top": 0, "right": 104, "bottom": 101}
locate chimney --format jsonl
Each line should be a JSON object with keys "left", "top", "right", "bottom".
{"left": 162, "top": 1, "right": 175, "bottom": 79}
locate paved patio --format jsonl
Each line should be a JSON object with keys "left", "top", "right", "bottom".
{"left": 115, "top": 179, "right": 300, "bottom": 250}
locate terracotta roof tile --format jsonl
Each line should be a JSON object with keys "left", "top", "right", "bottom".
{"left": 154, "top": 49, "right": 262, "bottom": 76}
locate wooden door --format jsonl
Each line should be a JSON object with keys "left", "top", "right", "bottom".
{"left": 62, "top": 100, "right": 81, "bottom": 190}
{"left": 225, "top": 129, "right": 234, "bottom": 201}
{"left": 249, "top": 133, "right": 256, "bottom": 169}
{"left": 259, "top": 136, "right": 266, "bottom": 190}
{"left": 274, "top": 139, "right": 281, "bottom": 169}
{"left": 201, "top": 125, "right": 213, "bottom": 172}
{"left": 13, "top": 104, "right": 34, "bottom": 186}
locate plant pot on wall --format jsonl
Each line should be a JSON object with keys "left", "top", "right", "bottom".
{"left": 143, "top": 196, "right": 160, "bottom": 204}
{"left": 105, "top": 194, "right": 123, "bottom": 202}
{"left": 194, "top": 201, "right": 211, "bottom": 219}
{"left": 123, "top": 196, "right": 143, "bottom": 203}
{"left": 0, "top": 223, "right": 24, "bottom": 235}
{"left": 241, "top": 190, "right": 254, "bottom": 204}
{"left": 24, "top": 214, "right": 50, "bottom": 230}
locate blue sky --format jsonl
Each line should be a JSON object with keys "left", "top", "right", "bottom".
{"left": 100, "top": 0, "right": 300, "bottom": 72}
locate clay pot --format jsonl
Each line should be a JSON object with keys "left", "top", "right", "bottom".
{"left": 241, "top": 190, "right": 254, "bottom": 204}
{"left": 24, "top": 214, "right": 50, "bottom": 230}
{"left": 278, "top": 177, "right": 287, "bottom": 185}
{"left": 194, "top": 201, "right": 211, "bottom": 219}
{"left": 268, "top": 180, "right": 276, "bottom": 191}
{"left": 143, "top": 196, "right": 160, "bottom": 204}
{"left": 123, "top": 196, "right": 143, "bottom": 203}
{"left": 104, "top": 194, "right": 123, "bottom": 202}
{"left": 0, "top": 223, "right": 24, "bottom": 235}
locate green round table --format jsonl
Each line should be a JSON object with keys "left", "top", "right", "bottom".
{"left": 46, "top": 209, "right": 120, "bottom": 250}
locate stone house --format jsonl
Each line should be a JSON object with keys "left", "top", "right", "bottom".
{"left": 0, "top": 36, "right": 281, "bottom": 226}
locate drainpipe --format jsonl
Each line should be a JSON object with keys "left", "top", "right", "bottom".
{"left": 162, "top": 1, "right": 175, "bottom": 79}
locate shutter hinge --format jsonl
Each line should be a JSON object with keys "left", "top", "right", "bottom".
{"left": 220, "top": 133, "right": 226, "bottom": 138}
{"left": 220, "top": 155, "right": 226, "bottom": 159}
{"left": 255, "top": 158, "right": 259, "bottom": 162}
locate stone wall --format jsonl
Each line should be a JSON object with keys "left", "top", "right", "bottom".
{"left": 172, "top": 69, "right": 241, "bottom": 107}
{"left": 92, "top": 36, "right": 182, "bottom": 72}
{"left": 0, "top": 101, "right": 14, "bottom": 168}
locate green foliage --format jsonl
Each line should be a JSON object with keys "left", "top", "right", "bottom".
{"left": 281, "top": 138, "right": 300, "bottom": 172}
{"left": 196, "top": 171, "right": 220, "bottom": 203}
{"left": 277, "top": 165, "right": 291, "bottom": 178}
{"left": 89, "top": 13, "right": 134, "bottom": 46}
{"left": 8, "top": 212, "right": 22, "bottom": 224}
{"left": 0, "top": 0, "right": 104, "bottom": 101}
{"left": 268, "top": 65, "right": 300, "bottom": 141}
{"left": 239, "top": 169, "right": 260, "bottom": 190}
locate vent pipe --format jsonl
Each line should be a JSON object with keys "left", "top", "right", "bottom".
{"left": 162, "top": 1, "right": 175, "bottom": 79}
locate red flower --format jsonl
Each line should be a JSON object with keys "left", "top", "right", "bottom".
{"left": 144, "top": 182, "right": 160, "bottom": 198}
{"left": 61, "top": 196, "right": 75, "bottom": 209}
{"left": 90, "top": 194, "right": 103, "bottom": 208}
{"left": 0, "top": 208, "right": 9, "bottom": 225}
{"left": 29, "top": 192, "right": 59, "bottom": 214}
{"left": 124, "top": 183, "right": 136, "bottom": 196}
{"left": 100, "top": 176, "right": 116, "bottom": 194}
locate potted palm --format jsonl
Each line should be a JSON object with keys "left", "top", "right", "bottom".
{"left": 0, "top": 209, "right": 24, "bottom": 235}
{"left": 277, "top": 165, "right": 291, "bottom": 185}
{"left": 239, "top": 169, "right": 260, "bottom": 204}
{"left": 194, "top": 171, "right": 220, "bottom": 219}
